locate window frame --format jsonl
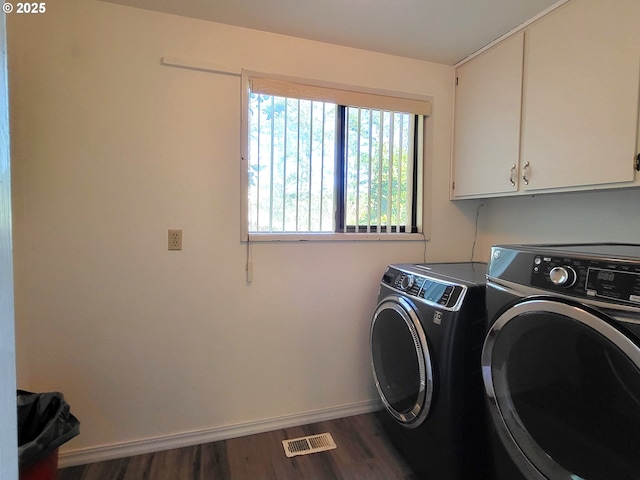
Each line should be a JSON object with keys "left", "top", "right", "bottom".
{"left": 240, "top": 71, "right": 431, "bottom": 242}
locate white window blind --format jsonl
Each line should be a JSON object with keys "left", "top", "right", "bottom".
{"left": 246, "top": 74, "right": 428, "bottom": 237}
{"left": 250, "top": 77, "right": 432, "bottom": 117}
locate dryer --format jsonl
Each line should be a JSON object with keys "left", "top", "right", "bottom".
{"left": 482, "top": 244, "right": 640, "bottom": 480}
{"left": 370, "top": 262, "right": 490, "bottom": 480}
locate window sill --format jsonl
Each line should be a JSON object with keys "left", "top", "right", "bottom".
{"left": 246, "top": 232, "right": 427, "bottom": 243}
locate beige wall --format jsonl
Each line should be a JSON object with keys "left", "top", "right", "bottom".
{"left": 8, "top": 0, "right": 481, "bottom": 457}
{"left": 476, "top": 188, "right": 640, "bottom": 259}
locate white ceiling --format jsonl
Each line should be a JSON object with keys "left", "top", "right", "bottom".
{"left": 104, "top": 0, "right": 562, "bottom": 65}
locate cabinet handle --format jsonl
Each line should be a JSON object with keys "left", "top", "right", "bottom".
{"left": 522, "top": 161, "right": 530, "bottom": 185}
{"left": 509, "top": 164, "right": 516, "bottom": 187}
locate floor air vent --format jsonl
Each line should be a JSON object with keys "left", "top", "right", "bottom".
{"left": 282, "top": 433, "right": 337, "bottom": 457}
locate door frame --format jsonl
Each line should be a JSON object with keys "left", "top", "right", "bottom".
{"left": 0, "top": 11, "right": 18, "bottom": 480}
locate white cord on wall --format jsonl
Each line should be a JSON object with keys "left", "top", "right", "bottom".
{"left": 246, "top": 236, "right": 253, "bottom": 283}
{"left": 471, "top": 203, "right": 484, "bottom": 262}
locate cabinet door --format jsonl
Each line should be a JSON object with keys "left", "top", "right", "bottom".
{"left": 521, "top": 0, "right": 640, "bottom": 191}
{"left": 452, "top": 32, "right": 523, "bottom": 199}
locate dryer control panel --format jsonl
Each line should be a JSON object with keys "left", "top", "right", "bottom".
{"left": 489, "top": 244, "right": 640, "bottom": 307}
{"left": 382, "top": 266, "right": 465, "bottom": 310}
{"left": 530, "top": 255, "right": 640, "bottom": 305}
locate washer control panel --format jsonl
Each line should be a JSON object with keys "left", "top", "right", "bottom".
{"left": 382, "top": 266, "right": 464, "bottom": 309}
{"left": 530, "top": 254, "right": 640, "bottom": 305}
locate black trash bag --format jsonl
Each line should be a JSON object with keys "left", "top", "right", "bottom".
{"left": 17, "top": 390, "right": 80, "bottom": 468}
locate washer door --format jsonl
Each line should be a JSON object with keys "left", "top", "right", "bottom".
{"left": 370, "top": 295, "right": 434, "bottom": 428}
{"left": 482, "top": 298, "right": 640, "bottom": 480}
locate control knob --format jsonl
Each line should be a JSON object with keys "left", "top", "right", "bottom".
{"left": 399, "top": 275, "right": 414, "bottom": 291}
{"left": 549, "top": 266, "right": 577, "bottom": 287}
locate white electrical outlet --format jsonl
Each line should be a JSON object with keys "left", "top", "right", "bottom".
{"left": 168, "top": 229, "right": 182, "bottom": 251}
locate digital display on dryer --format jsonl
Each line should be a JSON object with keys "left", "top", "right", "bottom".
{"left": 586, "top": 268, "right": 640, "bottom": 304}
{"left": 421, "top": 281, "right": 447, "bottom": 303}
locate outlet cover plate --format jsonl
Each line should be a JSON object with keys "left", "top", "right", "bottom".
{"left": 168, "top": 229, "right": 182, "bottom": 250}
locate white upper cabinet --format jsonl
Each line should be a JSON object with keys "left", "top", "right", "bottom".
{"left": 521, "top": 0, "right": 640, "bottom": 192}
{"left": 452, "top": 33, "right": 524, "bottom": 198}
{"left": 451, "top": 0, "right": 640, "bottom": 199}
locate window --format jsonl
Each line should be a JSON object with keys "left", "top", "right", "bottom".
{"left": 242, "top": 75, "right": 431, "bottom": 239}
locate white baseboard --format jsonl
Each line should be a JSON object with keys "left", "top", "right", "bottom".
{"left": 58, "top": 399, "right": 381, "bottom": 468}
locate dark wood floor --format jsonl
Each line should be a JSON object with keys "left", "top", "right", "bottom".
{"left": 58, "top": 413, "right": 419, "bottom": 480}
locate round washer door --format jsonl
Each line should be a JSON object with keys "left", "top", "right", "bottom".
{"left": 370, "top": 294, "right": 434, "bottom": 428}
{"left": 482, "top": 298, "right": 640, "bottom": 480}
